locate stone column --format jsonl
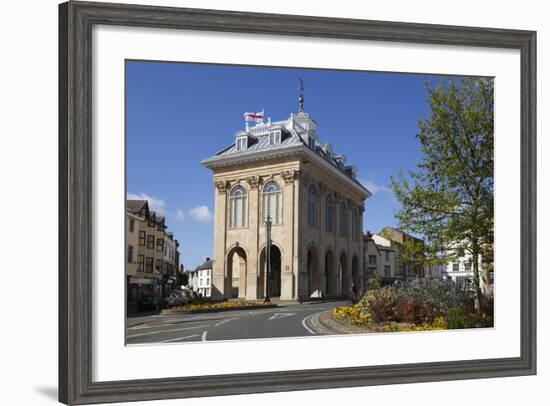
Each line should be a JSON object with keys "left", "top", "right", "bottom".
{"left": 245, "top": 176, "right": 260, "bottom": 300}
{"left": 297, "top": 171, "right": 308, "bottom": 299}
{"left": 280, "top": 171, "right": 297, "bottom": 300}
{"left": 212, "top": 180, "right": 228, "bottom": 300}
{"left": 342, "top": 199, "right": 353, "bottom": 297}
{"left": 359, "top": 205, "right": 366, "bottom": 290}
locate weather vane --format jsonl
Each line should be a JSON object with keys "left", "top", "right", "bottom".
{"left": 298, "top": 76, "right": 305, "bottom": 112}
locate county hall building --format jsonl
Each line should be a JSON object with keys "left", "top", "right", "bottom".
{"left": 202, "top": 97, "right": 371, "bottom": 301}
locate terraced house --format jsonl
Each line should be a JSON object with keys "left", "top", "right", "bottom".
{"left": 202, "top": 100, "right": 371, "bottom": 301}
{"left": 126, "top": 200, "right": 180, "bottom": 309}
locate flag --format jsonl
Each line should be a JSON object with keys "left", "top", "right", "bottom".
{"left": 243, "top": 110, "right": 264, "bottom": 123}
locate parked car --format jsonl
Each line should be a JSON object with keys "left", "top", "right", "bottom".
{"left": 164, "top": 290, "right": 193, "bottom": 307}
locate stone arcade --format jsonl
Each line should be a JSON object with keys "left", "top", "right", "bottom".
{"left": 202, "top": 102, "right": 371, "bottom": 301}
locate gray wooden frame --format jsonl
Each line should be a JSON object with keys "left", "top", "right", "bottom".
{"left": 59, "top": 1, "right": 537, "bottom": 404}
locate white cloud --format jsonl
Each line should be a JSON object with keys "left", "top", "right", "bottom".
{"left": 127, "top": 192, "right": 166, "bottom": 215}
{"left": 173, "top": 209, "right": 186, "bottom": 222}
{"left": 361, "top": 179, "right": 391, "bottom": 195}
{"left": 189, "top": 205, "right": 213, "bottom": 223}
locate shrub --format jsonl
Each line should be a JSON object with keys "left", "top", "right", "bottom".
{"left": 393, "top": 297, "right": 442, "bottom": 325}
{"left": 361, "top": 287, "right": 398, "bottom": 323}
{"left": 349, "top": 286, "right": 367, "bottom": 305}
{"left": 394, "top": 297, "right": 424, "bottom": 324}
{"left": 444, "top": 306, "right": 477, "bottom": 329}
{"left": 394, "top": 279, "right": 473, "bottom": 315}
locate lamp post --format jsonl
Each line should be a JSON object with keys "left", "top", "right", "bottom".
{"left": 265, "top": 215, "right": 272, "bottom": 303}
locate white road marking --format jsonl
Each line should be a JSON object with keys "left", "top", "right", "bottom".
{"left": 268, "top": 313, "right": 296, "bottom": 320}
{"left": 201, "top": 331, "right": 208, "bottom": 341}
{"left": 160, "top": 334, "right": 200, "bottom": 343}
{"left": 214, "top": 317, "right": 238, "bottom": 327}
{"left": 126, "top": 324, "right": 211, "bottom": 339}
{"left": 308, "top": 311, "right": 332, "bottom": 334}
{"left": 301, "top": 313, "right": 318, "bottom": 335}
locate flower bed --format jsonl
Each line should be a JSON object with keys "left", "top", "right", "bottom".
{"left": 332, "top": 278, "right": 493, "bottom": 333}
{"left": 168, "top": 300, "right": 275, "bottom": 312}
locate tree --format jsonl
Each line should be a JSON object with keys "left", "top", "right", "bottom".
{"left": 391, "top": 78, "right": 494, "bottom": 312}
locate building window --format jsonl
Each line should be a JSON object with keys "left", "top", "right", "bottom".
{"left": 268, "top": 130, "right": 281, "bottom": 145}
{"left": 156, "top": 238, "right": 164, "bottom": 252}
{"left": 262, "top": 180, "right": 282, "bottom": 224}
{"left": 146, "top": 235, "right": 155, "bottom": 249}
{"left": 155, "top": 259, "right": 163, "bottom": 273}
{"left": 236, "top": 136, "right": 247, "bottom": 152}
{"left": 325, "top": 194, "right": 335, "bottom": 233}
{"left": 456, "top": 276, "right": 468, "bottom": 289}
{"left": 127, "top": 245, "right": 134, "bottom": 263}
{"left": 452, "top": 262, "right": 460, "bottom": 272}
{"left": 137, "top": 255, "right": 144, "bottom": 272}
{"left": 464, "top": 261, "right": 472, "bottom": 271}
{"left": 385, "top": 251, "right": 390, "bottom": 261}
{"left": 308, "top": 184, "right": 318, "bottom": 226}
{"left": 369, "top": 255, "right": 377, "bottom": 266}
{"left": 351, "top": 208, "right": 359, "bottom": 240}
{"left": 384, "top": 265, "right": 391, "bottom": 277}
{"left": 229, "top": 185, "right": 247, "bottom": 228}
{"left": 339, "top": 203, "right": 348, "bottom": 238}
{"left": 139, "top": 231, "right": 146, "bottom": 246}
{"left": 145, "top": 257, "right": 153, "bottom": 273}
{"left": 308, "top": 137, "right": 315, "bottom": 150}
{"left": 157, "top": 223, "right": 163, "bottom": 232}
{"left": 129, "top": 218, "right": 135, "bottom": 232}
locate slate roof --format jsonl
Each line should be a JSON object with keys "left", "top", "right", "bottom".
{"left": 196, "top": 258, "right": 213, "bottom": 271}
{"left": 126, "top": 199, "right": 148, "bottom": 214}
{"left": 203, "top": 113, "right": 367, "bottom": 191}
{"left": 216, "top": 122, "right": 304, "bottom": 157}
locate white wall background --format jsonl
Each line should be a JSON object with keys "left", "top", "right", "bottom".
{"left": 0, "top": 0, "right": 546, "bottom": 405}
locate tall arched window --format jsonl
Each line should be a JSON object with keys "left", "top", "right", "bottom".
{"left": 325, "top": 194, "right": 335, "bottom": 233}
{"left": 339, "top": 202, "right": 348, "bottom": 238}
{"left": 308, "top": 184, "right": 318, "bottom": 226}
{"left": 351, "top": 208, "right": 359, "bottom": 240}
{"left": 229, "top": 185, "right": 247, "bottom": 228}
{"left": 262, "top": 180, "right": 282, "bottom": 224}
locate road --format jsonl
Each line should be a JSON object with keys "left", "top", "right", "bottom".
{"left": 126, "top": 300, "right": 349, "bottom": 345}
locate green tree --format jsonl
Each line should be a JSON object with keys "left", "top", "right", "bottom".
{"left": 391, "top": 78, "right": 494, "bottom": 312}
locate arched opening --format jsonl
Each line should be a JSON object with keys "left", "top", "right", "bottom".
{"left": 352, "top": 255, "right": 360, "bottom": 290}
{"left": 306, "top": 246, "right": 320, "bottom": 297}
{"left": 226, "top": 246, "right": 247, "bottom": 299}
{"left": 325, "top": 250, "right": 338, "bottom": 297}
{"left": 259, "top": 244, "right": 282, "bottom": 298}
{"left": 339, "top": 252, "right": 347, "bottom": 297}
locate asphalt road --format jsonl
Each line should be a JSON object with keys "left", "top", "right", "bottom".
{"left": 126, "top": 300, "right": 349, "bottom": 345}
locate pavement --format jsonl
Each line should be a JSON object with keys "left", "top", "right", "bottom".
{"left": 126, "top": 300, "right": 350, "bottom": 345}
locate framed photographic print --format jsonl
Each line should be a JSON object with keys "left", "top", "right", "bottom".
{"left": 59, "top": 1, "right": 536, "bottom": 404}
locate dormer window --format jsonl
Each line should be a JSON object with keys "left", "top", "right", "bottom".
{"left": 308, "top": 137, "right": 315, "bottom": 150}
{"left": 268, "top": 130, "right": 281, "bottom": 145}
{"left": 236, "top": 136, "right": 247, "bottom": 152}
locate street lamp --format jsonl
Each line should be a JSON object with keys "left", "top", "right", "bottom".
{"left": 265, "top": 215, "right": 272, "bottom": 303}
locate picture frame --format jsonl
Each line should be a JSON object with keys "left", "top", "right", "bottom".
{"left": 58, "top": 1, "right": 537, "bottom": 404}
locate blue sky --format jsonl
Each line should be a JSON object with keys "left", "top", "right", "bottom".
{"left": 126, "top": 60, "right": 452, "bottom": 270}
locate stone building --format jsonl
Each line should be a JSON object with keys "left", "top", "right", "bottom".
{"left": 126, "top": 199, "right": 180, "bottom": 309}
{"left": 188, "top": 257, "right": 213, "bottom": 298}
{"left": 363, "top": 232, "right": 397, "bottom": 284}
{"left": 202, "top": 102, "right": 371, "bottom": 301}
